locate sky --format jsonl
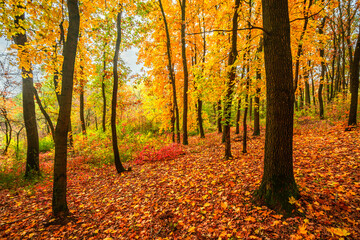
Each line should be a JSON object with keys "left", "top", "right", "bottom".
{"left": 0, "top": 37, "right": 144, "bottom": 80}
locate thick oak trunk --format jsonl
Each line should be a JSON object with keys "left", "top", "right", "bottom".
{"left": 254, "top": 0, "right": 299, "bottom": 215}
{"left": 348, "top": 25, "right": 360, "bottom": 126}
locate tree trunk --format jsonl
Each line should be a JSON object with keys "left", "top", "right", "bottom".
{"left": 319, "top": 17, "right": 326, "bottom": 120}
{"left": 13, "top": 5, "right": 39, "bottom": 179}
{"left": 112, "top": 11, "right": 127, "bottom": 174}
{"left": 33, "top": 87, "right": 55, "bottom": 139}
{"left": 79, "top": 66, "right": 86, "bottom": 135}
{"left": 253, "top": 39, "right": 263, "bottom": 136}
{"left": 293, "top": 0, "right": 313, "bottom": 92}
{"left": 243, "top": 3, "right": 252, "bottom": 154}
{"left": 180, "top": 0, "right": 189, "bottom": 145}
{"left": 348, "top": 25, "right": 360, "bottom": 126}
{"left": 102, "top": 54, "right": 107, "bottom": 133}
{"left": 52, "top": 0, "right": 80, "bottom": 218}
{"left": 224, "top": 0, "right": 240, "bottom": 160}
{"left": 197, "top": 98, "right": 205, "bottom": 138}
{"left": 254, "top": 0, "right": 299, "bottom": 215}
{"left": 305, "top": 72, "right": 311, "bottom": 106}
{"left": 217, "top": 100, "right": 222, "bottom": 133}
{"left": 1, "top": 109, "right": 12, "bottom": 154}
{"left": 159, "top": 0, "right": 180, "bottom": 143}
{"left": 235, "top": 99, "right": 241, "bottom": 134}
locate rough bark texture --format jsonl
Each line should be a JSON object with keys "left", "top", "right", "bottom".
{"left": 180, "top": 0, "right": 189, "bottom": 145}
{"left": 254, "top": 0, "right": 299, "bottom": 215}
{"left": 224, "top": 0, "right": 240, "bottom": 160}
{"left": 348, "top": 25, "right": 360, "bottom": 126}
{"left": 52, "top": 0, "right": 80, "bottom": 217}
{"left": 13, "top": 5, "right": 40, "bottom": 179}
{"left": 159, "top": 0, "right": 180, "bottom": 143}
{"left": 112, "top": 11, "right": 126, "bottom": 174}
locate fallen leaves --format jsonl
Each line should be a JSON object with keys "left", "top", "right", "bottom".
{"left": 0, "top": 122, "right": 359, "bottom": 239}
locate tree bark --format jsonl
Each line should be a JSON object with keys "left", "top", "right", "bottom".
{"left": 13, "top": 5, "right": 39, "bottom": 179}
{"left": 79, "top": 65, "right": 86, "bottom": 135}
{"left": 348, "top": 25, "right": 360, "bottom": 126}
{"left": 217, "top": 100, "right": 222, "bottom": 133}
{"left": 319, "top": 17, "right": 326, "bottom": 120}
{"left": 159, "top": 0, "right": 180, "bottom": 143}
{"left": 224, "top": 0, "right": 240, "bottom": 160}
{"left": 102, "top": 49, "right": 107, "bottom": 133}
{"left": 180, "top": 0, "right": 189, "bottom": 145}
{"left": 52, "top": 0, "right": 80, "bottom": 218}
{"left": 293, "top": 0, "right": 313, "bottom": 93}
{"left": 112, "top": 11, "right": 127, "bottom": 174}
{"left": 235, "top": 99, "right": 241, "bottom": 134}
{"left": 254, "top": 0, "right": 299, "bottom": 215}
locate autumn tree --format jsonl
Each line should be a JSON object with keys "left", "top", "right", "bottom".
{"left": 158, "top": 0, "right": 180, "bottom": 143}
{"left": 224, "top": 0, "right": 240, "bottom": 160}
{"left": 254, "top": 0, "right": 299, "bottom": 214}
{"left": 112, "top": 8, "right": 127, "bottom": 174}
{"left": 52, "top": 0, "right": 80, "bottom": 217}
{"left": 180, "top": 0, "right": 189, "bottom": 145}
{"left": 12, "top": 3, "right": 40, "bottom": 178}
{"left": 348, "top": 24, "right": 360, "bottom": 126}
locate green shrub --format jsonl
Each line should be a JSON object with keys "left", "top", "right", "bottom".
{"left": 39, "top": 135, "right": 54, "bottom": 152}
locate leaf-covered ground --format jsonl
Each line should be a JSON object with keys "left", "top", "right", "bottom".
{"left": 1, "top": 121, "right": 359, "bottom": 239}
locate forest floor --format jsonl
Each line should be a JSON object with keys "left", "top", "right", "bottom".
{"left": 0, "top": 120, "right": 359, "bottom": 239}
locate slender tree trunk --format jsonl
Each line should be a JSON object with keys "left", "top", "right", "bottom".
{"left": 348, "top": 25, "right": 360, "bottom": 126}
{"left": 180, "top": 0, "right": 189, "bottom": 145}
{"left": 159, "top": 0, "right": 180, "bottom": 143}
{"left": 243, "top": 3, "right": 252, "bottom": 154}
{"left": 13, "top": 5, "right": 39, "bottom": 178}
{"left": 305, "top": 72, "right": 311, "bottom": 106}
{"left": 253, "top": 39, "right": 263, "bottom": 136}
{"left": 170, "top": 103, "right": 175, "bottom": 142}
{"left": 319, "top": 17, "right": 326, "bottom": 120}
{"left": 80, "top": 88, "right": 86, "bottom": 134}
{"left": 235, "top": 99, "right": 241, "bottom": 134}
{"left": 197, "top": 98, "right": 205, "bottom": 138}
{"left": 224, "top": 0, "right": 240, "bottom": 159}
{"left": 102, "top": 51, "right": 107, "bottom": 133}
{"left": 33, "top": 87, "right": 55, "bottom": 139}
{"left": 312, "top": 75, "right": 316, "bottom": 106}
{"left": 52, "top": 0, "right": 80, "bottom": 218}
{"left": 79, "top": 64, "right": 86, "bottom": 135}
{"left": 299, "top": 87, "right": 304, "bottom": 109}
{"left": 217, "top": 100, "right": 222, "bottom": 133}
{"left": 293, "top": 0, "right": 313, "bottom": 92}
{"left": 1, "top": 110, "right": 12, "bottom": 154}
{"left": 112, "top": 11, "right": 127, "bottom": 174}
{"left": 254, "top": 0, "right": 299, "bottom": 215}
